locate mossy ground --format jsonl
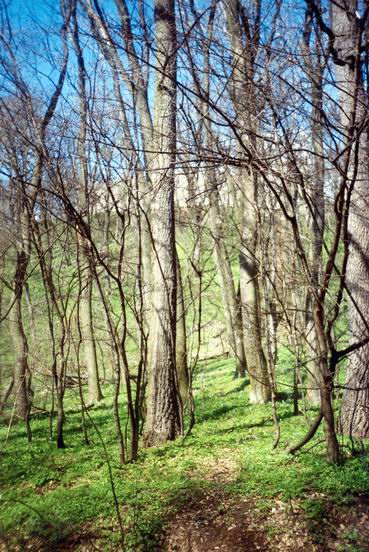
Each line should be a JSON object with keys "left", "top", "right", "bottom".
{"left": 1, "top": 357, "right": 369, "bottom": 551}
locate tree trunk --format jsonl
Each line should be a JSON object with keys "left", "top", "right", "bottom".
{"left": 210, "top": 201, "right": 247, "bottom": 378}
{"left": 314, "top": 304, "right": 340, "bottom": 463}
{"left": 303, "top": 8, "right": 325, "bottom": 405}
{"left": 176, "top": 254, "right": 189, "bottom": 411}
{"left": 71, "top": 12, "right": 103, "bottom": 405}
{"left": 143, "top": 0, "right": 181, "bottom": 447}
{"left": 79, "top": 264, "right": 103, "bottom": 404}
{"left": 240, "top": 174, "right": 270, "bottom": 403}
{"left": 8, "top": 212, "right": 32, "bottom": 431}
{"left": 224, "top": 0, "right": 270, "bottom": 401}
{"left": 332, "top": 0, "right": 369, "bottom": 438}
{"left": 9, "top": 253, "right": 30, "bottom": 421}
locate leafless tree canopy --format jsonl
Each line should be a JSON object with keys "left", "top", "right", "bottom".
{"left": 1, "top": 0, "right": 369, "bottom": 466}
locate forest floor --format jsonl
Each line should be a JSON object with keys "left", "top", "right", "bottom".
{"left": 1, "top": 357, "right": 369, "bottom": 551}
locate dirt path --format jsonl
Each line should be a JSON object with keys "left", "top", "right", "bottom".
{"left": 162, "top": 489, "right": 268, "bottom": 551}
{"left": 161, "top": 452, "right": 320, "bottom": 552}
{"left": 161, "top": 454, "right": 369, "bottom": 552}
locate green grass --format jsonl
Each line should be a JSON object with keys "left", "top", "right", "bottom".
{"left": 1, "top": 358, "right": 369, "bottom": 551}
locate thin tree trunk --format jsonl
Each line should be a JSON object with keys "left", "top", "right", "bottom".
{"left": 9, "top": 266, "right": 30, "bottom": 423}
{"left": 303, "top": 5, "right": 325, "bottom": 405}
{"left": 79, "top": 269, "right": 103, "bottom": 404}
{"left": 71, "top": 9, "right": 103, "bottom": 405}
{"left": 209, "top": 193, "right": 247, "bottom": 378}
{"left": 176, "top": 253, "right": 189, "bottom": 412}
{"left": 8, "top": 209, "right": 33, "bottom": 440}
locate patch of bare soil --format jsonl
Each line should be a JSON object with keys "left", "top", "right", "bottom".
{"left": 162, "top": 489, "right": 369, "bottom": 552}
{"left": 52, "top": 529, "right": 103, "bottom": 551}
{"left": 0, "top": 524, "right": 103, "bottom": 552}
{"left": 34, "top": 479, "right": 61, "bottom": 495}
{"left": 161, "top": 454, "right": 352, "bottom": 552}
{"left": 161, "top": 489, "right": 268, "bottom": 552}
{"left": 161, "top": 488, "right": 327, "bottom": 552}
{"left": 324, "top": 493, "right": 369, "bottom": 551}
{"left": 3, "top": 494, "right": 368, "bottom": 551}
{"left": 188, "top": 450, "right": 241, "bottom": 483}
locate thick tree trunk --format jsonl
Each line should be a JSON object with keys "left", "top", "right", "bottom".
{"left": 143, "top": 0, "right": 181, "bottom": 447}
{"left": 224, "top": 0, "right": 269, "bottom": 400}
{"left": 332, "top": 1, "right": 369, "bottom": 438}
{"left": 240, "top": 259, "right": 270, "bottom": 403}
{"left": 240, "top": 174, "right": 270, "bottom": 404}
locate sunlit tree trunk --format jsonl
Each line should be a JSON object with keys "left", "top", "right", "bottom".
{"left": 209, "top": 193, "right": 247, "bottom": 377}
{"left": 225, "top": 0, "right": 270, "bottom": 402}
{"left": 143, "top": 0, "right": 181, "bottom": 446}
{"left": 303, "top": 5, "right": 325, "bottom": 405}
{"left": 240, "top": 172, "right": 270, "bottom": 403}
{"left": 8, "top": 234, "right": 31, "bottom": 425}
{"left": 70, "top": 9, "right": 103, "bottom": 404}
{"left": 332, "top": 0, "right": 369, "bottom": 438}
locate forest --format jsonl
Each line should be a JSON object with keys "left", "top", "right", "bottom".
{"left": 1, "top": 0, "right": 369, "bottom": 550}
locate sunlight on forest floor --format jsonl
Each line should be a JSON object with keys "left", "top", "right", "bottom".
{"left": 1, "top": 358, "right": 369, "bottom": 551}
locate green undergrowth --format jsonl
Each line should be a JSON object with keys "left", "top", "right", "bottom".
{"left": 1, "top": 358, "right": 369, "bottom": 551}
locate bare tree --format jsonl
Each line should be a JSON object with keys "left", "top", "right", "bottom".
{"left": 143, "top": 0, "right": 182, "bottom": 446}
{"left": 331, "top": 0, "right": 369, "bottom": 439}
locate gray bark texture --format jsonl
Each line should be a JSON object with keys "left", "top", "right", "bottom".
{"left": 303, "top": 12, "right": 325, "bottom": 405}
{"left": 9, "top": 246, "right": 30, "bottom": 420}
{"left": 71, "top": 14, "right": 103, "bottom": 405}
{"left": 225, "top": 0, "right": 270, "bottom": 401}
{"left": 332, "top": 0, "right": 369, "bottom": 438}
{"left": 143, "top": 0, "right": 181, "bottom": 447}
{"left": 239, "top": 178, "right": 270, "bottom": 404}
{"left": 209, "top": 194, "right": 247, "bottom": 377}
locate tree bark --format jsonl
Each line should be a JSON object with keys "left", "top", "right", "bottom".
{"left": 79, "top": 266, "right": 103, "bottom": 404}
{"left": 176, "top": 254, "right": 189, "bottom": 410}
{"left": 8, "top": 248, "right": 30, "bottom": 422}
{"left": 71, "top": 9, "right": 103, "bottom": 404}
{"left": 224, "top": 0, "right": 270, "bottom": 401}
{"left": 210, "top": 195, "right": 247, "bottom": 377}
{"left": 332, "top": 0, "right": 369, "bottom": 439}
{"left": 240, "top": 174, "right": 270, "bottom": 403}
{"left": 303, "top": 6, "right": 325, "bottom": 405}
{"left": 143, "top": 0, "right": 181, "bottom": 447}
